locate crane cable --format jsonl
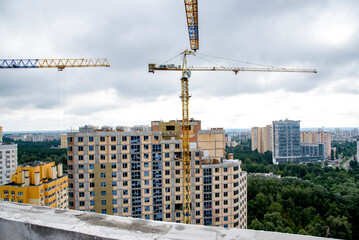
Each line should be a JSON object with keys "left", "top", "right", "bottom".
{"left": 196, "top": 52, "right": 276, "bottom": 68}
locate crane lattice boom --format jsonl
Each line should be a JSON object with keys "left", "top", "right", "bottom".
{"left": 0, "top": 58, "right": 110, "bottom": 70}
{"left": 149, "top": 63, "right": 317, "bottom": 74}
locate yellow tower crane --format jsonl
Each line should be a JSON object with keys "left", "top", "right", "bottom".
{"left": 150, "top": 1, "right": 316, "bottom": 225}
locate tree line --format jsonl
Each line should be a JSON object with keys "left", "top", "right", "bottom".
{"left": 228, "top": 141, "right": 359, "bottom": 240}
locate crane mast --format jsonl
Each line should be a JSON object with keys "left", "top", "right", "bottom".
{"left": 184, "top": 0, "right": 199, "bottom": 51}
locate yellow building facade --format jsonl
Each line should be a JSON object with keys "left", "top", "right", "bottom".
{"left": 0, "top": 162, "right": 68, "bottom": 209}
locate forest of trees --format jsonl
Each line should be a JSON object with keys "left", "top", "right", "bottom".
{"left": 228, "top": 140, "right": 359, "bottom": 240}
{"left": 4, "top": 137, "right": 67, "bottom": 169}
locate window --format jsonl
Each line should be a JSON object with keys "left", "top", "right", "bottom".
{"left": 89, "top": 136, "right": 94, "bottom": 142}
{"left": 112, "top": 172, "right": 117, "bottom": 178}
{"left": 100, "top": 136, "right": 105, "bottom": 142}
{"left": 224, "top": 216, "right": 228, "bottom": 221}
{"left": 224, "top": 200, "right": 228, "bottom": 205}
{"left": 101, "top": 191, "right": 106, "bottom": 196}
{"left": 154, "top": 135, "right": 159, "bottom": 140}
{"left": 122, "top": 145, "right": 127, "bottom": 151}
{"left": 79, "top": 183, "right": 84, "bottom": 188}
{"left": 112, "top": 190, "right": 117, "bottom": 196}
{"left": 196, "top": 169, "right": 200, "bottom": 174}
{"left": 123, "top": 199, "right": 128, "bottom": 204}
{"left": 122, "top": 154, "right": 127, "bottom": 160}
{"left": 89, "top": 155, "right": 94, "bottom": 160}
{"left": 122, "top": 136, "right": 127, "bottom": 141}
{"left": 123, "top": 207, "right": 128, "bottom": 212}
{"left": 101, "top": 164, "right": 106, "bottom": 169}
{"left": 113, "top": 199, "right": 117, "bottom": 205}
{"left": 145, "top": 206, "right": 150, "bottom": 211}
{"left": 123, "top": 190, "right": 128, "bottom": 195}
{"left": 90, "top": 182, "right": 95, "bottom": 188}
{"left": 79, "top": 164, "right": 84, "bottom": 170}
{"left": 165, "top": 161, "right": 170, "bottom": 167}
{"left": 196, "top": 219, "right": 200, "bottom": 224}
{"left": 89, "top": 173, "right": 94, "bottom": 178}
{"left": 176, "top": 195, "right": 181, "bottom": 200}
{"left": 145, "top": 197, "right": 150, "bottom": 203}
{"left": 78, "top": 155, "right": 83, "bottom": 161}
{"left": 112, "top": 181, "right": 116, "bottom": 186}
{"left": 111, "top": 136, "right": 116, "bottom": 142}
{"left": 111, "top": 145, "right": 116, "bottom": 151}
{"left": 224, "top": 168, "right": 228, "bottom": 172}
{"left": 224, "top": 184, "right": 228, "bottom": 189}
{"left": 123, "top": 172, "right": 128, "bottom": 177}
{"left": 79, "top": 192, "right": 85, "bottom": 197}
{"left": 165, "top": 170, "right": 170, "bottom": 176}
{"left": 123, "top": 163, "right": 127, "bottom": 168}
{"left": 196, "top": 203, "right": 200, "bottom": 208}
{"left": 67, "top": 146, "right": 73, "bottom": 152}
{"left": 101, "top": 173, "right": 106, "bottom": 178}
{"left": 144, "top": 180, "right": 149, "bottom": 185}
{"left": 144, "top": 171, "right": 149, "bottom": 176}
{"left": 165, "top": 144, "right": 170, "bottom": 149}
{"left": 176, "top": 187, "right": 180, "bottom": 192}
{"left": 196, "top": 194, "right": 200, "bottom": 199}
{"left": 123, "top": 181, "right": 128, "bottom": 186}
{"left": 100, "top": 146, "right": 106, "bottom": 151}
{"left": 165, "top": 153, "right": 170, "bottom": 158}
{"left": 79, "top": 201, "right": 85, "bottom": 206}
{"left": 67, "top": 137, "right": 73, "bottom": 143}
{"left": 215, "top": 209, "right": 220, "bottom": 214}
{"left": 79, "top": 173, "right": 84, "bottom": 179}
{"left": 101, "top": 182, "right": 106, "bottom": 187}
{"left": 144, "top": 136, "right": 149, "bottom": 141}
{"left": 144, "top": 144, "right": 149, "bottom": 150}
{"left": 111, "top": 163, "right": 117, "bottom": 169}
{"left": 215, "top": 176, "right": 219, "bottom": 181}
{"left": 175, "top": 144, "right": 180, "bottom": 149}
{"left": 176, "top": 178, "right": 180, "bottom": 183}
{"left": 78, "top": 137, "right": 83, "bottom": 142}
{"left": 68, "top": 156, "right": 73, "bottom": 161}
{"left": 166, "top": 196, "right": 170, "bottom": 201}
{"left": 113, "top": 208, "right": 118, "bottom": 214}
{"left": 102, "top": 209, "right": 107, "bottom": 214}
{"left": 89, "top": 164, "right": 94, "bottom": 169}
{"left": 100, "top": 155, "right": 106, "bottom": 160}
{"left": 224, "top": 176, "right": 228, "bottom": 181}
{"left": 195, "top": 177, "right": 200, "bottom": 182}
{"left": 78, "top": 146, "right": 84, "bottom": 152}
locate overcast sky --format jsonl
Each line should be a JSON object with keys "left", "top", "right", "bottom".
{"left": 1, "top": 0, "right": 358, "bottom": 131}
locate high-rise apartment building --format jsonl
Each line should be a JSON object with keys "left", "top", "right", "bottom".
{"left": 67, "top": 120, "right": 247, "bottom": 229}
{"left": 301, "top": 130, "right": 331, "bottom": 159}
{"left": 0, "top": 127, "right": 18, "bottom": 185}
{"left": 251, "top": 125, "right": 272, "bottom": 154}
{"left": 0, "top": 126, "right": 3, "bottom": 144}
{"left": 272, "top": 119, "right": 301, "bottom": 164}
{"left": 0, "top": 162, "right": 68, "bottom": 209}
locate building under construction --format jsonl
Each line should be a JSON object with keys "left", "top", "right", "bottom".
{"left": 66, "top": 119, "right": 247, "bottom": 228}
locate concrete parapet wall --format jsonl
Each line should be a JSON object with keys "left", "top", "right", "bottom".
{"left": 0, "top": 202, "right": 336, "bottom": 240}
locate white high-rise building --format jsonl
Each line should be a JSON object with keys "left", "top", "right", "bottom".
{"left": 0, "top": 127, "right": 18, "bottom": 185}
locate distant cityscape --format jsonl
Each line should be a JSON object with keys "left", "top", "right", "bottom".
{"left": 0, "top": 119, "right": 358, "bottom": 232}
